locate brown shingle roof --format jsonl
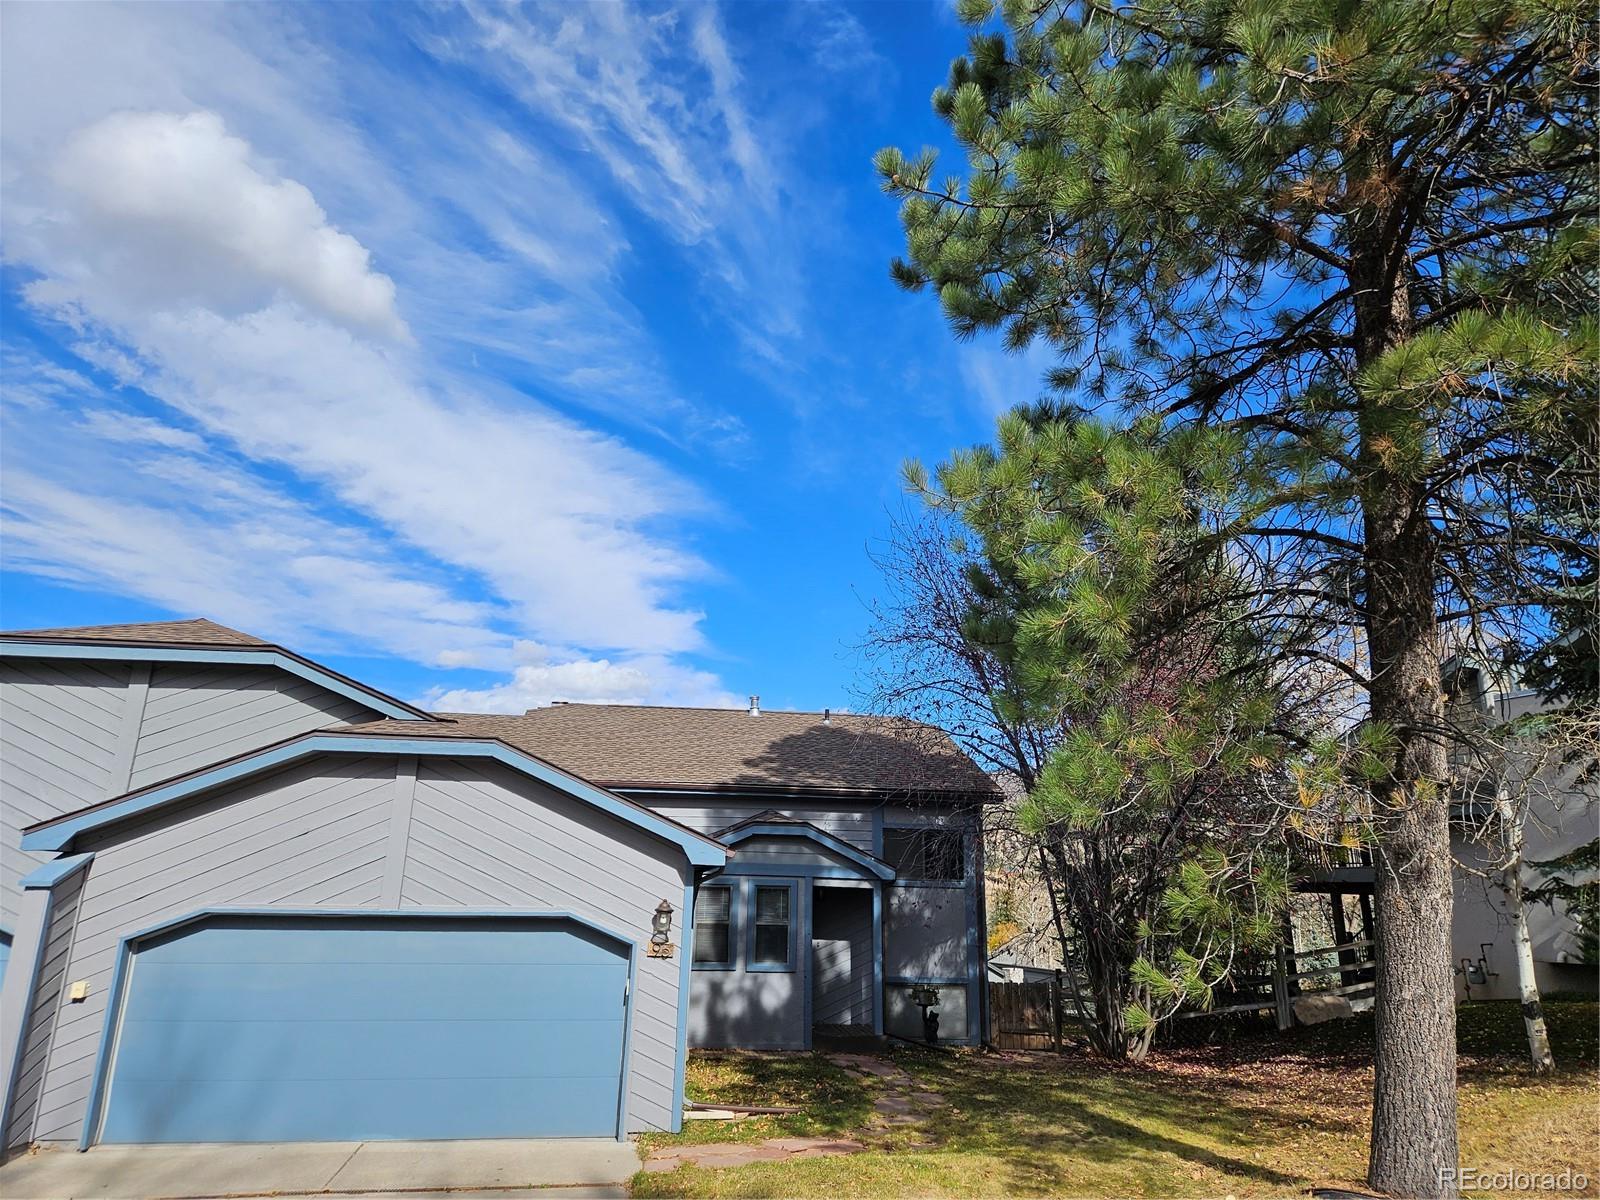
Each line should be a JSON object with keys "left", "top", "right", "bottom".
{"left": 0, "top": 617, "right": 269, "bottom": 647}
{"left": 339, "top": 705, "right": 998, "bottom": 798}
{"left": 1, "top": 617, "right": 433, "bottom": 720}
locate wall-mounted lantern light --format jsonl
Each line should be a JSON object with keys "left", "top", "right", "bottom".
{"left": 651, "top": 898, "right": 675, "bottom": 946}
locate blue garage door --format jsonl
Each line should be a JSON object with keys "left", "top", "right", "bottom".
{"left": 98, "top": 916, "right": 630, "bottom": 1143}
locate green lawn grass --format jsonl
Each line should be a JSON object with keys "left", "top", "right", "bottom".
{"left": 632, "top": 1000, "right": 1600, "bottom": 1198}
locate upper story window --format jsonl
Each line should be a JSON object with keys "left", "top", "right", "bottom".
{"left": 693, "top": 885, "right": 734, "bottom": 967}
{"left": 750, "top": 884, "right": 793, "bottom": 969}
{"left": 885, "top": 827, "right": 966, "bottom": 881}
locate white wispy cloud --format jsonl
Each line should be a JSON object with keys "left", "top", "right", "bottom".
{"left": 0, "top": 2, "right": 760, "bottom": 702}
{"left": 0, "top": 363, "right": 507, "bottom": 666}
{"left": 440, "top": 2, "right": 808, "bottom": 367}
{"left": 427, "top": 644, "right": 741, "bottom": 712}
{"left": 0, "top": 0, "right": 893, "bottom": 708}
{"left": 958, "top": 337, "right": 1059, "bottom": 417}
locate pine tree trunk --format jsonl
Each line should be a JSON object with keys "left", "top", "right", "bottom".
{"left": 1351, "top": 219, "right": 1460, "bottom": 1197}
{"left": 1362, "top": 493, "right": 1460, "bottom": 1196}
{"left": 1497, "top": 790, "right": 1555, "bottom": 1074}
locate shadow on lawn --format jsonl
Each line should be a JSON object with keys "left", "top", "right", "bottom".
{"left": 898, "top": 1051, "right": 1319, "bottom": 1191}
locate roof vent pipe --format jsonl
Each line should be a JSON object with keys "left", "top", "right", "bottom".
{"left": 748, "top": 695, "right": 760, "bottom": 716}
{"left": 822, "top": 709, "right": 831, "bottom": 724}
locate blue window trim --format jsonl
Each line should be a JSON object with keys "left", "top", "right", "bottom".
{"left": 77, "top": 907, "right": 640, "bottom": 1151}
{"left": 743, "top": 878, "right": 797, "bottom": 974}
{"left": 22, "top": 735, "right": 728, "bottom": 867}
{"left": 0, "top": 641, "right": 430, "bottom": 721}
{"left": 690, "top": 881, "right": 739, "bottom": 971}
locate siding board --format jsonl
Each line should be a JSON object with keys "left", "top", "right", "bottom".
{"left": 4, "top": 868, "right": 87, "bottom": 1150}
{"left": 127, "top": 665, "right": 376, "bottom": 788}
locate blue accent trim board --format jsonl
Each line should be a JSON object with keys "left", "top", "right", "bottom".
{"left": 719, "top": 824, "right": 894, "bottom": 880}
{"left": 79, "top": 908, "right": 641, "bottom": 1149}
{"left": 616, "top": 937, "right": 639, "bottom": 1143}
{"left": 966, "top": 865, "right": 983, "bottom": 1043}
{"left": 886, "top": 879, "right": 967, "bottom": 890}
{"left": 719, "top": 863, "right": 887, "bottom": 881}
{"left": 19, "top": 854, "right": 94, "bottom": 890}
{"left": 672, "top": 877, "right": 695, "bottom": 1133}
{"left": 0, "top": 641, "right": 427, "bottom": 721}
{"left": 871, "top": 883, "right": 885, "bottom": 1036}
{"left": 800, "top": 880, "right": 813, "bottom": 1050}
{"left": 23, "top": 735, "right": 728, "bottom": 867}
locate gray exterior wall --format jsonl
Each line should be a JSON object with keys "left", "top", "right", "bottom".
{"left": 886, "top": 885, "right": 969, "bottom": 979}
{"left": 4, "top": 867, "right": 87, "bottom": 1151}
{"left": 886, "top": 982, "right": 968, "bottom": 1041}
{"left": 126, "top": 664, "right": 377, "bottom": 789}
{"left": 0, "top": 660, "right": 130, "bottom": 919}
{"left": 688, "top": 961, "right": 807, "bottom": 1050}
{"left": 883, "top": 803, "right": 985, "bottom": 1044}
{"left": 15, "top": 753, "right": 691, "bottom": 1146}
{"left": 0, "top": 656, "right": 380, "bottom": 928}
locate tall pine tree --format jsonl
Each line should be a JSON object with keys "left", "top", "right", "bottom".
{"left": 877, "top": 1, "right": 1596, "bottom": 1193}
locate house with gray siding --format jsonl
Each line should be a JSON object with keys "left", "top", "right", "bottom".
{"left": 0, "top": 619, "right": 995, "bottom": 1152}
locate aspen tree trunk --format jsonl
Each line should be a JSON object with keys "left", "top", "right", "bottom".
{"left": 1495, "top": 788, "right": 1555, "bottom": 1073}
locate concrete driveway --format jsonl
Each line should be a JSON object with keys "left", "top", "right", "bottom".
{"left": 0, "top": 1139, "right": 640, "bottom": 1200}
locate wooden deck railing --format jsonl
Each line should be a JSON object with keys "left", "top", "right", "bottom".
{"left": 989, "top": 938, "right": 1377, "bottom": 1047}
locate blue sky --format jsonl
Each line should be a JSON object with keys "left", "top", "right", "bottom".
{"left": 0, "top": 1, "right": 1052, "bottom": 714}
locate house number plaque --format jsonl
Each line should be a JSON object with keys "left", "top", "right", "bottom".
{"left": 646, "top": 941, "right": 677, "bottom": 959}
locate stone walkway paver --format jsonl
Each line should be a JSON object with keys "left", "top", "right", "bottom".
{"left": 642, "top": 1051, "right": 946, "bottom": 1174}
{"left": 826, "top": 1051, "right": 947, "bottom": 1133}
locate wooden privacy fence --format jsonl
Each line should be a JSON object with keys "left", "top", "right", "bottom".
{"left": 989, "top": 973, "right": 1070, "bottom": 1051}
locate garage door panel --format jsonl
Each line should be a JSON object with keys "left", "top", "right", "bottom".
{"left": 139, "top": 921, "right": 625, "bottom": 966}
{"left": 99, "top": 917, "right": 631, "bottom": 1143}
{"left": 123, "top": 961, "right": 629, "bottom": 1022}
{"left": 101, "top": 1073, "right": 629, "bottom": 1143}
{"left": 111, "top": 1016, "right": 630, "bottom": 1082}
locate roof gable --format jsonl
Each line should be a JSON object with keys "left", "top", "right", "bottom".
{"left": 715, "top": 811, "right": 895, "bottom": 880}
{"left": 0, "top": 620, "right": 431, "bottom": 721}
{"left": 21, "top": 731, "right": 728, "bottom": 866}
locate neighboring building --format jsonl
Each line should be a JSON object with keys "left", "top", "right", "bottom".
{"left": 0, "top": 619, "right": 995, "bottom": 1152}
{"left": 986, "top": 933, "right": 1063, "bottom": 985}
{"left": 1442, "top": 656, "right": 1597, "bottom": 1001}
